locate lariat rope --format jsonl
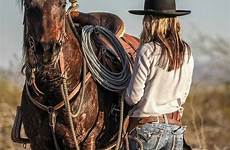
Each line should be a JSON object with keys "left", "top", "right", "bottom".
{"left": 81, "top": 25, "right": 130, "bottom": 149}
{"left": 115, "top": 91, "right": 124, "bottom": 150}
{"left": 61, "top": 72, "right": 80, "bottom": 150}
{"left": 24, "top": 9, "right": 132, "bottom": 150}
{"left": 81, "top": 25, "right": 132, "bottom": 92}
{"left": 68, "top": 14, "right": 130, "bottom": 148}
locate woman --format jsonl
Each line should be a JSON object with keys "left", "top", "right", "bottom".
{"left": 125, "top": 0, "right": 193, "bottom": 149}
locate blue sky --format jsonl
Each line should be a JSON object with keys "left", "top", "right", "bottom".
{"left": 0, "top": 0, "right": 230, "bottom": 69}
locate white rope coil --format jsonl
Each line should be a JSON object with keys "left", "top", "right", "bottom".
{"left": 81, "top": 25, "right": 132, "bottom": 92}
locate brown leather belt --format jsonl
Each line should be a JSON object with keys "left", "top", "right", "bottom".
{"left": 127, "top": 111, "right": 182, "bottom": 133}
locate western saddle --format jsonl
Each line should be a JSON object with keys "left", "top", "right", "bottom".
{"left": 71, "top": 11, "right": 125, "bottom": 37}
{"left": 70, "top": 11, "right": 139, "bottom": 61}
{"left": 11, "top": 11, "right": 139, "bottom": 147}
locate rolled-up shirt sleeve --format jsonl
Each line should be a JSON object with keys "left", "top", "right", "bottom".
{"left": 125, "top": 44, "right": 153, "bottom": 106}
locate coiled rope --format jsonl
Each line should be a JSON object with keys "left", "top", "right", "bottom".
{"left": 66, "top": 16, "right": 132, "bottom": 149}
{"left": 81, "top": 25, "right": 132, "bottom": 92}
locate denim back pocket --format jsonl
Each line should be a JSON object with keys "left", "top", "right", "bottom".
{"left": 171, "top": 126, "right": 186, "bottom": 149}
{"left": 171, "top": 126, "right": 186, "bottom": 135}
{"left": 136, "top": 124, "right": 164, "bottom": 150}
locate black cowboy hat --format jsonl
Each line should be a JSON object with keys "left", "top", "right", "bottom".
{"left": 129, "top": 0, "right": 191, "bottom": 17}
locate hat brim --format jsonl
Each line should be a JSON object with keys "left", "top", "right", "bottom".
{"left": 129, "top": 9, "right": 191, "bottom": 16}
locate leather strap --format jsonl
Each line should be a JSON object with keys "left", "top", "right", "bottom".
{"left": 119, "top": 34, "right": 139, "bottom": 62}
{"left": 127, "top": 111, "right": 182, "bottom": 133}
{"left": 26, "top": 72, "right": 91, "bottom": 112}
{"left": 11, "top": 106, "right": 30, "bottom": 144}
{"left": 136, "top": 116, "right": 182, "bottom": 126}
{"left": 26, "top": 46, "right": 92, "bottom": 112}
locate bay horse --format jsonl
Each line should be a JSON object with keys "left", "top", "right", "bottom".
{"left": 17, "top": 0, "right": 139, "bottom": 149}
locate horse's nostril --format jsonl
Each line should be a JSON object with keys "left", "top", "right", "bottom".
{"left": 39, "top": 42, "right": 60, "bottom": 51}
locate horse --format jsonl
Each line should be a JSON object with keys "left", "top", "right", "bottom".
{"left": 15, "top": 0, "right": 139, "bottom": 149}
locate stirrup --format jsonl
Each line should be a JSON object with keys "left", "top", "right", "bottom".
{"left": 11, "top": 106, "right": 30, "bottom": 144}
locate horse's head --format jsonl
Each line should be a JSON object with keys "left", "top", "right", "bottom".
{"left": 23, "top": 0, "right": 67, "bottom": 64}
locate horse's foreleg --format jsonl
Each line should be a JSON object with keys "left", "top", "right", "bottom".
{"left": 82, "top": 111, "right": 104, "bottom": 150}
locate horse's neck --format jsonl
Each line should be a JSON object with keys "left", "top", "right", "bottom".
{"left": 62, "top": 23, "right": 83, "bottom": 92}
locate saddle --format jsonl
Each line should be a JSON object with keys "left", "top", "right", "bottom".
{"left": 71, "top": 11, "right": 139, "bottom": 61}
{"left": 71, "top": 11, "right": 140, "bottom": 148}
{"left": 71, "top": 11, "right": 125, "bottom": 37}
{"left": 11, "top": 11, "right": 140, "bottom": 147}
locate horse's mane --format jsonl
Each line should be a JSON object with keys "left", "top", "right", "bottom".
{"left": 17, "top": 0, "right": 24, "bottom": 10}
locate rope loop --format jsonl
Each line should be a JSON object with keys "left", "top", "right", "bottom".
{"left": 81, "top": 25, "right": 132, "bottom": 92}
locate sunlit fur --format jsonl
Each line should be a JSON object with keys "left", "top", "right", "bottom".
{"left": 17, "top": 0, "right": 140, "bottom": 149}
{"left": 20, "top": 0, "right": 66, "bottom": 73}
{"left": 140, "top": 15, "right": 191, "bottom": 71}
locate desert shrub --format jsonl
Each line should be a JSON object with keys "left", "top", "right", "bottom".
{"left": 0, "top": 72, "right": 25, "bottom": 150}
{"left": 183, "top": 83, "right": 230, "bottom": 149}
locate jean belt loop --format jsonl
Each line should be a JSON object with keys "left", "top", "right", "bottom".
{"left": 156, "top": 116, "right": 160, "bottom": 123}
{"left": 163, "top": 114, "right": 168, "bottom": 124}
{"left": 179, "top": 107, "right": 184, "bottom": 118}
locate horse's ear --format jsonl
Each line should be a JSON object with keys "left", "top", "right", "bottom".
{"left": 17, "top": 0, "right": 24, "bottom": 10}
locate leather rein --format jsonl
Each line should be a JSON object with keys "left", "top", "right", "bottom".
{"left": 25, "top": 9, "right": 91, "bottom": 112}
{"left": 24, "top": 3, "right": 90, "bottom": 149}
{"left": 21, "top": 1, "right": 136, "bottom": 149}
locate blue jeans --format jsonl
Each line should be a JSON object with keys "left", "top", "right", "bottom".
{"left": 129, "top": 123, "right": 186, "bottom": 150}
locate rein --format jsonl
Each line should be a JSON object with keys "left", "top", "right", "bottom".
{"left": 17, "top": 1, "right": 131, "bottom": 149}
{"left": 24, "top": 10, "right": 88, "bottom": 115}
{"left": 24, "top": 5, "right": 86, "bottom": 149}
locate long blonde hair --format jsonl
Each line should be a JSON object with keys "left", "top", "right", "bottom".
{"left": 140, "top": 15, "right": 191, "bottom": 71}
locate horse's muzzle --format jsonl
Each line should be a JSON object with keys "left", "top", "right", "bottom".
{"left": 39, "top": 41, "right": 62, "bottom": 53}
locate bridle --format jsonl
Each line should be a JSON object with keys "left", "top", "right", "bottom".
{"left": 24, "top": 1, "right": 67, "bottom": 75}
{"left": 24, "top": 0, "right": 67, "bottom": 102}
{"left": 23, "top": 0, "right": 82, "bottom": 99}
{"left": 23, "top": 1, "right": 87, "bottom": 150}
{"left": 22, "top": 1, "right": 131, "bottom": 149}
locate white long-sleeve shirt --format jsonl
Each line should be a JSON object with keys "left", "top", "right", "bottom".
{"left": 125, "top": 42, "right": 194, "bottom": 117}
